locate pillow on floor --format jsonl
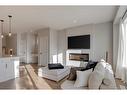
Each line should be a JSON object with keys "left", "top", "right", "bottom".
{"left": 74, "top": 69, "right": 93, "bottom": 87}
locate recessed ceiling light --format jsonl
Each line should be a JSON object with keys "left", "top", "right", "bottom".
{"left": 73, "top": 20, "right": 77, "bottom": 23}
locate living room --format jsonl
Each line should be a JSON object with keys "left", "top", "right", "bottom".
{"left": 0, "top": 4, "right": 127, "bottom": 92}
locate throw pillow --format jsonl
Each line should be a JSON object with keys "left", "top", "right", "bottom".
{"left": 94, "top": 59, "right": 106, "bottom": 74}
{"left": 85, "top": 60, "right": 98, "bottom": 70}
{"left": 68, "top": 67, "right": 86, "bottom": 81}
{"left": 74, "top": 69, "right": 93, "bottom": 87}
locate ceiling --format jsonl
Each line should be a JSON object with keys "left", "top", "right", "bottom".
{"left": 0, "top": 6, "right": 118, "bottom": 33}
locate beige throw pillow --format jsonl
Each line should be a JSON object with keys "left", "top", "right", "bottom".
{"left": 74, "top": 69, "right": 92, "bottom": 87}
{"left": 88, "top": 59, "right": 106, "bottom": 89}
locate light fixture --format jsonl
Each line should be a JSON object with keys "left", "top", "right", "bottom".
{"left": 8, "top": 15, "right": 12, "bottom": 36}
{"left": 0, "top": 20, "right": 4, "bottom": 38}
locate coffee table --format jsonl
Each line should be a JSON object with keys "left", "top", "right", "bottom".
{"left": 38, "top": 66, "right": 70, "bottom": 82}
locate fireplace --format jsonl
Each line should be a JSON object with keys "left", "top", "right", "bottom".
{"left": 69, "top": 53, "right": 89, "bottom": 62}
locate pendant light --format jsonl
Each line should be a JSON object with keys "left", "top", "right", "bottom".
{"left": 0, "top": 20, "right": 4, "bottom": 38}
{"left": 8, "top": 15, "right": 12, "bottom": 36}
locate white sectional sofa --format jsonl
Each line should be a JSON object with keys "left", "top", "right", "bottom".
{"left": 61, "top": 60, "right": 117, "bottom": 89}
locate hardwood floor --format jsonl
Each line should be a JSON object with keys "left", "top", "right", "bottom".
{"left": 25, "top": 64, "right": 67, "bottom": 89}
{"left": 115, "top": 78, "right": 126, "bottom": 89}
{"left": 0, "top": 63, "right": 66, "bottom": 89}
{"left": 0, "top": 63, "right": 126, "bottom": 90}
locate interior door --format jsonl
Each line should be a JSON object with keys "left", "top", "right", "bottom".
{"left": 38, "top": 36, "right": 48, "bottom": 66}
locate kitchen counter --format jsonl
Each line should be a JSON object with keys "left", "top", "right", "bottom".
{"left": 0, "top": 56, "right": 19, "bottom": 59}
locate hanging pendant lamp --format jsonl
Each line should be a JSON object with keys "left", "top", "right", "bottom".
{"left": 0, "top": 20, "right": 4, "bottom": 38}
{"left": 8, "top": 15, "right": 12, "bottom": 36}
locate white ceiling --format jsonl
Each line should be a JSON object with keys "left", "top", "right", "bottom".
{"left": 0, "top": 6, "right": 118, "bottom": 33}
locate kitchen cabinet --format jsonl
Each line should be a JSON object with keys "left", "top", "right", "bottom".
{"left": 0, "top": 57, "right": 19, "bottom": 83}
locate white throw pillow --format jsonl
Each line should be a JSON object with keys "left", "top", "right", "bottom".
{"left": 94, "top": 59, "right": 106, "bottom": 74}
{"left": 74, "top": 69, "right": 93, "bottom": 87}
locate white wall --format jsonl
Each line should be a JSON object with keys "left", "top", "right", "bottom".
{"left": 6, "top": 34, "right": 17, "bottom": 55}
{"left": 0, "top": 33, "right": 2, "bottom": 57}
{"left": 57, "top": 30, "right": 67, "bottom": 65}
{"left": 58, "top": 22, "right": 113, "bottom": 66}
{"left": 93, "top": 22, "right": 113, "bottom": 63}
{"left": 49, "top": 29, "right": 58, "bottom": 63}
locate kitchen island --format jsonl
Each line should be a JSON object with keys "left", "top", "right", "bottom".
{"left": 0, "top": 56, "right": 20, "bottom": 83}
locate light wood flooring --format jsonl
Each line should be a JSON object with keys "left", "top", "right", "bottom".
{"left": 0, "top": 63, "right": 126, "bottom": 90}
{"left": 0, "top": 63, "right": 66, "bottom": 89}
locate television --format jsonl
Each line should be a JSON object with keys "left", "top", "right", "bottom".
{"left": 68, "top": 35, "right": 90, "bottom": 49}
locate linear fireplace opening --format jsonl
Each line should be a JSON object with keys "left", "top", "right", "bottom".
{"left": 69, "top": 53, "right": 89, "bottom": 62}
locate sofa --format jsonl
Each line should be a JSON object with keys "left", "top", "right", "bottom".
{"left": 61, "top": 59, "right": 117, "bottom": 89}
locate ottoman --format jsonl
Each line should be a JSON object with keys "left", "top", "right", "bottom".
{"left": 38, "top": 66, "right": 70, "bottom": 81}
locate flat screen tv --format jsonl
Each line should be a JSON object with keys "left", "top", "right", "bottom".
{"left": 68, "top": 35, "right": 90, "bottom": 49}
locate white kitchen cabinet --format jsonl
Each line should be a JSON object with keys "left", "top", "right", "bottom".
{"left": 0, "top": 57, "right": 19, "bottom": 83}
{"left": 0, "top": 60, "right": 6, "bottom": 82}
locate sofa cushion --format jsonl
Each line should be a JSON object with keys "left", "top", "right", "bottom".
{"left": 103, "top": 63, "right": 117, "bottom": 89}
{"left": 61, "top": 80, "right": 88, "bottom": 89}
{"left": 88, "top": 59, "right": 106, "bottom": 89}
{"left": 74, "top": 69, "right": 93, "bottom": 87}
{"left": 88, "top": 70, "right": 104, "bottom": 89}
{"left": 100, "top": 84, "right": 111, "bottom": 89}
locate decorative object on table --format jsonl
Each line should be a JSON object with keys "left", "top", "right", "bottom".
{"left": 48, "top": 63, "right": 64, "bottom": 70}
